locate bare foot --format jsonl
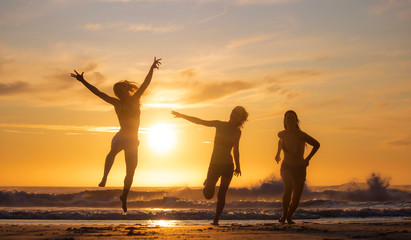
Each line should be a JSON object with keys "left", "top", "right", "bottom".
{"left": 278, "top": 216, "right": 286, "bottom": 224}
{"left": 286, "top": 219, "right": 295, "bottom": 224}
{"left": 120, "top": 195, "right": 127, "bottom": 213}
{"left": 211, "top": 221, "right": 219, "bottom": 226}
{"left": 98, "top": 178, "right": 107, "bottom": 187}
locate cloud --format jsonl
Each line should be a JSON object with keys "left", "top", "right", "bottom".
{"left": 0, "top": 81, "right": 31, "bottom": 95}
{"left": 263, "top": 84, "right": 300, "bottom": 99}
{"left": 0, "top": 122, "right": 157, "bottom": 135}
{"left": 198, "top": 7, "right": 228, "bottom": 24}
{"left": 226, "top": 34, "right": 273, "bottom": 49}
{"left": 0, "top": 123, "right": 119, "bottom": 133}
{"left": 183, "top": 80, "right": 255, "bottom": 103}
{"left": 178, "top": 68, "right": 198, "bottom": 79}
{"left": 126, "top": 23, "right": 182, "bottom": 33}
{"left": 80, "top": 22, "right": 182, "bottom": 33}
{"left": 384, "top": 137, "right": 411, "bottom": 148}
{"left": 369, "top": 0, "right": 411, "bottom": 20}
{"left": 148, "top": 66, "right": 318, "bottom": 106}
{"left": 149, "top": 72, "right": 259, "bottom": 105}
{"left": 0, "top": 55, "right": 113, "bottom": 111}
{"left": 82, "top": 23, "right": 103, "bottom": 31}
{"left": 232, "top": 0, "right": 299, "bottom": 5}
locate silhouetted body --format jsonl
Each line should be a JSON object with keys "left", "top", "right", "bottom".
{"left": 172, "top": 106, "right": 248, "bottom": 225}
{"left": 275, "top": 110, "right": 320, "bottom": 224}
{"left": 71, "top": 57, "right": 161, "bottom": 213}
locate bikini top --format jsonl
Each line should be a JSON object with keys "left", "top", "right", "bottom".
{"left": 282, "top": 141, "right": 303, "bottom": 153}
{"left": 213, "top": 122, "right": 239, "bottom": 148}
{"left": 117, "top": 102, "right": 140, "bottom": 119}
{"left": 280, "top": 131, "right": 304, "bottom": 153}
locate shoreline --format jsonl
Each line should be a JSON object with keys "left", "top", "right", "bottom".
{"left": 1, "top": 219, "right": 411, "bottom": 240}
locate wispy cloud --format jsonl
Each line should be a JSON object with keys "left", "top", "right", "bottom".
{"left": 178, "top": 68, "right": 198, "bottom": 79}
{"left": 148, "top": 66, "right": 320, "bottom": 106}
{"left": 82, "top": 23, "right": 104, "bottom": 31}
{"left": 183, "top": 80, "right": 255, "bottom": 103}
{"left": 0, "top": 122, "right": 162, "bottom": 135}
{"left": 226, "top": 34, "right": 273, "bottom": 49}
{"left": 369, "top": 0, "right": 411, "bottom": 20}
{"left": 0, "top": 123, "right": 119, "bottom": 133}
{"left": 198, "top": 7, "right": 228, "bottom": 24}
{"left": 126, "top": 23, "right": 182, "bottom": 33}
{"left": 0, "top": 55, "right": 114, "bottom": 110}
{"left": 383, "top": 137, "right": 411, "bottom": 148}
{"left": 0, "top": 81, "right": 31, "bottom": 95}
{"left": 80, "top": 22, "right": 182, "bottom": 33}
{"left": 232, "top": 0, "right": 299, "bottom": 5}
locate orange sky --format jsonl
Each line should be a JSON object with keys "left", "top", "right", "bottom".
{"left": 0, "top": 0, "right": 410, "bottom": 187}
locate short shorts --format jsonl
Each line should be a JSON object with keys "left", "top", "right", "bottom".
{"left": 205, "top": 163, "right": 234, "bottom": 186}
{"left": 111, "top": 132, "right": 139, "bottom": 150}
{"left": 280, "top": 164, "right": 307, "bottom": 183}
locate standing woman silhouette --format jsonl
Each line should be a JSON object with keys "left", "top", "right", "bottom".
{"left": 275, "top": 110, "right": 320, "bottom": 224}
{"left": 172, "top": 106, "right": 248, "bottom": 225}
{"left": 71, "top": 57, "right": 162, "bottom": 213}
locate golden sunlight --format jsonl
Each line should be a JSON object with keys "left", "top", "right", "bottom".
{"left": 147, "top": 220, "right": 179, "bottom": 227}
{"left": 147, "top": 123, "right": 177, "bottom": 153}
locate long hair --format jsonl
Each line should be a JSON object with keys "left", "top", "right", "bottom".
{"left": 231, "top": 106, "right": 249, "bottom": 128}
{"left": 283, "top": 110, "right": 301, "bottom": 131}
{"left": 113, "top": 80, "right": 139, "bottom": 99}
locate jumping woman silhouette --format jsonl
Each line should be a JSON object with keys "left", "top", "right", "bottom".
{"left": 275, "top": 110, "right": 320, "bottom": 224}
{"left": 171, "top": 106, "right": 248, "bottom": 225}
{"left": 71, "top": 57, "right": 162, "bottom": 213}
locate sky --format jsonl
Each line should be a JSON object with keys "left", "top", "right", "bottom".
{"left": 0, "top": 0, "right": 410, "bottom": 187}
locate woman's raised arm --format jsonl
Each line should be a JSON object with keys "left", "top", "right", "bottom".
{"left": 133, "top": 57, "right": 162, "bottom": 99}
{"left": 71, "top": 70, "right": 118, "bottom": 105}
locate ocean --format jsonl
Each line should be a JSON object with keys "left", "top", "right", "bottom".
{"left": 1, "top": 178, "right": 410, "bottom": 224}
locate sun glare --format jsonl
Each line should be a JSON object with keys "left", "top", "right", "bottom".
{"left": 147, "top": 123, "right": 177, "bottom": 153}
{"left": 147, "top": 220, "right": 178, "bottom": 227}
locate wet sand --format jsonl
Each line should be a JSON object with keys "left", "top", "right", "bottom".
{"left": 1, "top": 220, "right": 411, "bottom": 239}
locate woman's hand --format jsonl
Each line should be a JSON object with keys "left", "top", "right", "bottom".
{"left": 70, "top": 70, "right": 85, "bottom": 81}
{"left": 151, "top": 57, "right": 162, "bottom": 69}
{"left": 171, "top": 111, "right": 182, "bottom": 118}
{"left": 234, "top": 168, "right": 241, "bottom": 177}
{"left": 275, "top": 155, "right": 281, "bottom": 164}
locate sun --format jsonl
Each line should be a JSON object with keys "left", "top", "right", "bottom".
{"left": 147, "top": 123, "right": 177, "bottom": 153}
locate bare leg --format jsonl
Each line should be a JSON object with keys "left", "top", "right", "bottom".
{"left": 212, "top": 175, "right": 233, "bottom": 225}
{"left": 203, "top": 174, "right": 218, "bottom": 200}
{"left": 99, "top": 144, "right": 122, "bottom": 187}
{"left": 120, "top": 147, "right": 138, "bottom": 213}
{"left": 203, "top": 181, "right": 217, "bottom": 200}
{"left": 286, "top": 180, "right": 304, "bottom": 224}
{"left": 280, "top": 170, "right": 293, "bottom": 224}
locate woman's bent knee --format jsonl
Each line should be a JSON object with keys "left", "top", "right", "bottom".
{"left": 203, "top": 186, "right": 214, "bottom": 199}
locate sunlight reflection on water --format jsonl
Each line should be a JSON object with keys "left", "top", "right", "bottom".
{"left": 146, "top": 220, "right": 180, "bottom": 227}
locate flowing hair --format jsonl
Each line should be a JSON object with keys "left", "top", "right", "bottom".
{"left": 231, "top": 106, "right": 249, "bottom": 128}
{"left": 113, "top": 80, "right": 139, "bottom": 99}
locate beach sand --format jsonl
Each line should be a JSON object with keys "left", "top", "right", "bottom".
{"left": 1, "top": 220, "right": 411, "bottom": 240}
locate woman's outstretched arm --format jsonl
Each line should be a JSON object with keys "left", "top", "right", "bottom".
{"left": 233, "top": 133, "right": 242, "bottom": 177}
{"left": 171, "top": 111, "right": 218, "bottom": 127}
{"left": 71, "top": 70, "right": 118, "bottom": 105}
{"left": 302, "top": 132, "right": 320, "bottom": 166}
{"left": 133, "top": 57, "right": 162, "bottom": 99}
